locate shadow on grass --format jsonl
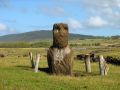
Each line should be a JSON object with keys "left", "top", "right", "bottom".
{"left": 73, "top": 70, "right": 99, "bottom": 77}
{"left": 16, "top": 65, "right": 31, "bottom": 71}
{"left": 15, "top": 66, "right": 99, "bottom": 77}
{"left": 16, "top": 65, "right": 50, "bottom": 74}
{"left": 38, "top": 67, "right": 50, "bottom": 74}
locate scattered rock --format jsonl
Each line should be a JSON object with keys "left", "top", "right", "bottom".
{"left": 0, "top": 54, "right": 5, "bottom": 58}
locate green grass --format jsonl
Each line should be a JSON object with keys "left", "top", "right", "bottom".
{"left": 0, "top": 48, "right": 120, "bottom": 90}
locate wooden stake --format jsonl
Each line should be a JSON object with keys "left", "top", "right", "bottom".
{"left": 29, "top": 52, "right": 35, "bottom": 68}
{"left": 99, "top": 55, "right": 109, "bottom": 75}
{"left": 34, "top": 53, "right": 40, "bottom": 72}
{"left": 85, "top": 54, "right": 91, "bottom": 73}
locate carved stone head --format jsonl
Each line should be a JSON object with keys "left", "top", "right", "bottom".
{"left": 53, "top": 23, "right": 68, "bottom": 48}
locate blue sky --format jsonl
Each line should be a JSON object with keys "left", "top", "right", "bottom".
{"left": 0, "top": 0, "right": 120, "bottom": 36}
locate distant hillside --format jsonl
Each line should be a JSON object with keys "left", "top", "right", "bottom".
{"left": 0, "top": 30, "right": 103, "bottom": 42}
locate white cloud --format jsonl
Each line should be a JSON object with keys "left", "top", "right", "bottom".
{"left": 87, "top": 16, "right": 107, "bottom": 27}
{"left": 0, "top": 23, "right": 7, "bottom": 31}
{"left": 81, "top": 0, "right": 120, "bottom": 8}
{"left": 80, "top": 0, "right": 120, "bottom": 29}
{"left": 0, "top": 23, "right": 16, "bottom": 35}
{"left": 82, "top": 0, "right": 120, "bottom": 17}
{"left": 40, "top": 6, "right": 65, "bottom": 17}
{"left": 54, "top": 0, "right": 120, "bottom": 29}
{"left": 9, "top": 28, "right": 16, "bottom": 33}
{"left": 66, "top": 18, "right": 83, "bottom": 30}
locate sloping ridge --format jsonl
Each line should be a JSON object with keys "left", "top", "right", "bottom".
{"left": 0, "top": 30, "right": 100, "bottom": 42}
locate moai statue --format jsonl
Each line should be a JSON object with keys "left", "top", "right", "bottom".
{"left": 47, "top": 23, "right": 73, "bottom": 75}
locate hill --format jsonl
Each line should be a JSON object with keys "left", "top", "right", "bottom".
{"left": 0, "top": 30, "right": 103, "bottom": 42}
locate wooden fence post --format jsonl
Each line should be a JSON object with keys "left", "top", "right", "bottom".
{"left": 99, "top": 55, "right": 109, "bottom": 75}
{"left": 29, "top": 52, "right": 35, "bottom": 68}
{"left": 34, "top": 53, "right": 40, "bottom": 72}
{"left": 85, "top": 54, "right": 91, "bottom": 73}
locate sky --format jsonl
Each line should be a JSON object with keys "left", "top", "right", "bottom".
{"left": 0, "top": 0, "right": 120, "bottom": 36}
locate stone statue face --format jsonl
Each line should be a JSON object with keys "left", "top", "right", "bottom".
{"left": 53, "top": 23, "right": 68, "bottom": 48}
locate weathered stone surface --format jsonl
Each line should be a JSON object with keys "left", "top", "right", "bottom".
{"left": 47, "top": 46, "right": 73, "bottom": 75}
{"left": 53, "top": 23, "right": 68, "bottom": 48}
{"left": 47, "top": 23, "right": 73, "bottom": 75}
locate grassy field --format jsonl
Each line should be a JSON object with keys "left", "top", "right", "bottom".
{"left": 0, "top": 39, "right": 120, "bottom": 90}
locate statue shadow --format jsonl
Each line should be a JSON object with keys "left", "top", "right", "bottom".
{"left": 15, "top": 65, "right": 50, "bottom": 74}
{"left": 15, "top": 66, "right": 99, "bottom": 76}
{"left": 38, "top": 67, "right": 50, "bottom": 74}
